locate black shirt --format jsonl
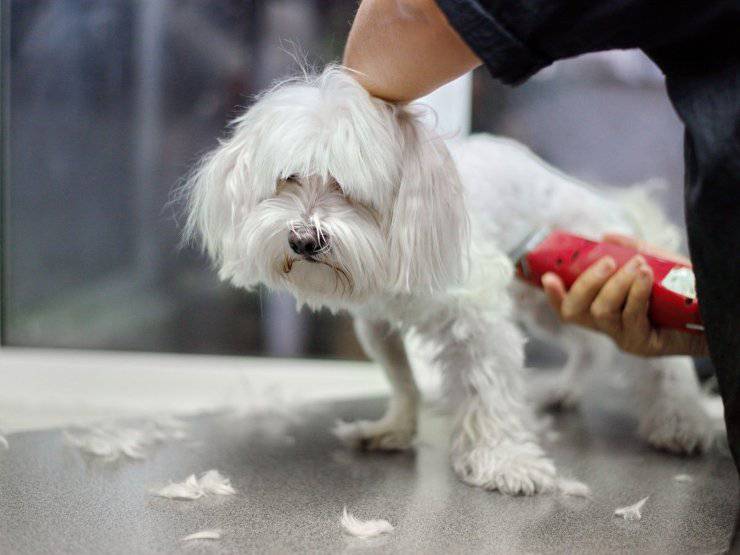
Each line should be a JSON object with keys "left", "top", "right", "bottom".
{"left": 434, "top": 0, "right": 738, "bottom": 85}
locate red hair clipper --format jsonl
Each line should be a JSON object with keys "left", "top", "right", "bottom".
{"left": 511, "top": 229, "right": 703, "bottom": 334}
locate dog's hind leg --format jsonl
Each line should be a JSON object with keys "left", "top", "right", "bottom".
{"left": 535, "top": 327, "right": 613, "bottom": 411}
{"left": 333, "top": 317, "right": 419, "bottom": 451}
{"left": 537, "top": 336, "right": 591, "bottom": 411}
{"left": 634, "top": 355, "right": 715, "bottom": 454}
{"left": 517, "top": 294, "right": 600, "bottom": 411}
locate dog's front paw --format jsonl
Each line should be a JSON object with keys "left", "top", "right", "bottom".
{"left": 451, "top": 441, "right": 557, "bottom": 495}
{"left": 333, "top": 417, "right": 416, "bottom": 451}
{"left": 639, "top": 396, "right": 714, "bottom": 455}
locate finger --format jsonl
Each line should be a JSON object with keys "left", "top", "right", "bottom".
{"left": 622, "top": 263, "right": 654, "bottom": 345}
{"left": 560, "top": 256, "right": 617, "bottom": 321}
{"left": 542, "top": 272, "right": 566, "bottom": 313}
{"left": 603, "top": 233, "right": 641, "bottom": 250}
{"left": 590, "top": 255, "right": 645, "bottom": 334}
{"left": 603, "top": 232, "right": 691, "bottom": 265}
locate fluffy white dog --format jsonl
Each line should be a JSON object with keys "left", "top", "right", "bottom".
{"left": 184, "top": 67, "right": 714, "bottom": 495}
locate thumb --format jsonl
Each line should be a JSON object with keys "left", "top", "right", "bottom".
{"left": 542, "top": 272, "right": 566, "bottom": 313}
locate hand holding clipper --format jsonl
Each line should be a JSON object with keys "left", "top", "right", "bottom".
{"left": 513, "top": 229, "right": 702, "bottom": 334}
{"left": 511, "top": 229, "right": 708, "bottom": 357}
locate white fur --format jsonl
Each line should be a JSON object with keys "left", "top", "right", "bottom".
{"left": 557, "top": 478, "right": 592, "bottom": 498}
{"left": 340, "top": 507, "right": 394, "bottom": 538}
{"left": 181, "top": 530, "right": 223, "bottom": 541}
{"left": 184, "top": 66, "right": 716, "bottom": 496}
{"left": 152, "top": 470, "right": 235, "bottom": 500}
{"left": 614, "top": 496, "right": 649, "bottom": 521}
{"left": 64, "top": 416, "right": 186, "bottom": 462}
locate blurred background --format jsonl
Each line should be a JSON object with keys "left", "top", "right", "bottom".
{"left": 1, "top": 0, "right": 685, "bottom": 361}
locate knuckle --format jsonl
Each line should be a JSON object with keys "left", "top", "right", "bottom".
{"left": 621, "top": 305, "right": 637, "bottom": 320}
{"left": 560, "top": 305, "right": 578, "bottom": 322}
{"left": 577, "top": 276, "right": 601, "bottom": 294}
{"left": 619, "top": 339, "right": 639, "bottom": 356}
{"left": 620, "top": 337, "right": 650, "bottom": 357}
{"left": 589, "top": 303, "right": 613, "bottom": 321}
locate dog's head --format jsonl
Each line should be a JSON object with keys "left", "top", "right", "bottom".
{"left": 184, "top": 66, "right": 468, "bottom": 309}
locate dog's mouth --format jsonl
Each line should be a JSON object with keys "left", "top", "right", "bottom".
{"left": 281, "top": 254, "right": 354, "bottom": 295}
{"left": 282, "top": 255, "right": 296, "bottom": 273}
{"left": 281, "top": 253, "right": 323, "bottom": 273}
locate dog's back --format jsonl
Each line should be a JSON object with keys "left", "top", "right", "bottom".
{"left": 449, "top": 135, "right": 680, "bottom": 255}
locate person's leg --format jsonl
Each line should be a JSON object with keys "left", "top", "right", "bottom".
{"left": 672, "top": 62, "right": 740, "bottom": 469}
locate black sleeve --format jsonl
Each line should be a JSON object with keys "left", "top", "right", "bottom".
{"left": 434, "top": 0, "right": 736, "bottom": 84}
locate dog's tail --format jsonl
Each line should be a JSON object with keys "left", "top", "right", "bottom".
{"left": 612, "top": 178, "right": 684, "bottom": 253}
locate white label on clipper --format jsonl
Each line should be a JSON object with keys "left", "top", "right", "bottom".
{"left": 661, "top": 267, "right": 697, "bottom": 299}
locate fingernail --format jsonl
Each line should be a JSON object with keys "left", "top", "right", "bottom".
{"left": 639, "top": 265, "right": 653, "bottom": 280}
{"left": 599, "top": 257, "right": 616, "bottom": 275}
{"left": 626, "top": 256, "right": 644, "bottom": 274}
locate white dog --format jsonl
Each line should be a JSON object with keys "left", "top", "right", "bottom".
{"left": 184, "top": 67, "right": 714, "bottom": 495}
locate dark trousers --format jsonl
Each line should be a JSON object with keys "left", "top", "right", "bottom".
{"left": 666, "top": 61, "right": 740, "bottom": 470}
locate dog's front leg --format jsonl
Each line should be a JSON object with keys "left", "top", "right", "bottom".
{"left": 429, "top": 305, "right": 557, "bottom": 495}
{"left": 333, "top": 317, "right": 419, "bottom": 451}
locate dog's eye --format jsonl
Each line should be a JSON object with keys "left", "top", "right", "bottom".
{"left": 278, "top": 175, "right": 299, "bottom": 188}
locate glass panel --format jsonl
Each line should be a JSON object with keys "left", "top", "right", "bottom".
{"left": 1, "top": 2, "right": 683, "bottom": 359}
{"left": 3, "top": 0, "right": 362, "bottom": 357}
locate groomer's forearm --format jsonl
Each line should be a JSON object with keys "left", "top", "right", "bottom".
{"left": 343, "top": 0, "right": 481, "bottom": 102}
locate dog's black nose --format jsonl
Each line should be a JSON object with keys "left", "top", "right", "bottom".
{"left": 288, "top": 228, "right": 326, "bottom": 257}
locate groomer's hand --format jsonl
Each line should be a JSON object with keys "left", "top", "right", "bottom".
{"left": 541, "top": 234, "right": 709, "bottom": 357}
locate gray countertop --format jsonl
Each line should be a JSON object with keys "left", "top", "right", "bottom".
{"left": 0, "top": 383, "right": 737, "bottom": 554}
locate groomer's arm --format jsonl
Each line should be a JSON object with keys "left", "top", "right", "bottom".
{"left": 343, "top": 0, "right": 480, "bottom": 102}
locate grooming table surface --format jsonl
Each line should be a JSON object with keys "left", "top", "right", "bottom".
{"left": 0, "top": 352, "right": 736, "bottom": 553}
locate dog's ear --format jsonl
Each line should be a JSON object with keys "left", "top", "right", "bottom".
{"left": 388, "top": 112, "right": 469, "bottom": 293}
{"left": 183, "top": 133, "right": 252, "bottom": 269}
